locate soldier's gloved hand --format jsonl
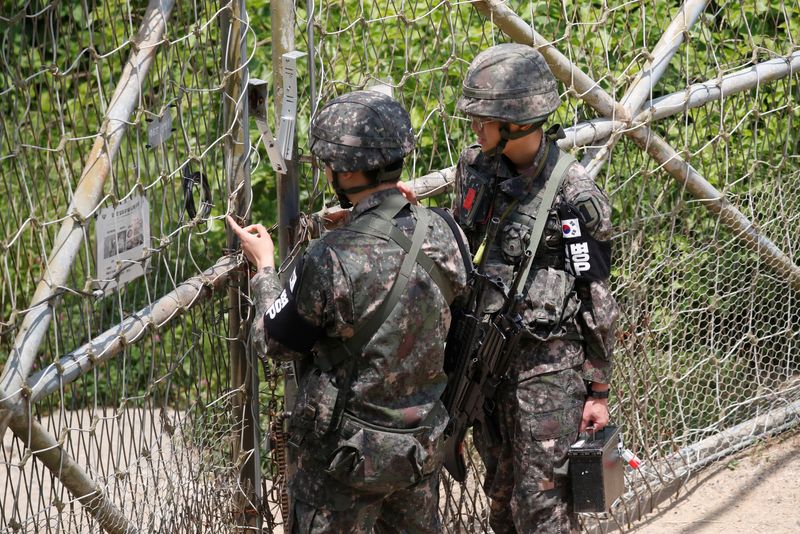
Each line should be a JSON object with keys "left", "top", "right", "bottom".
{"left": 580, "top": 397, "right": 609, "bottom": 433}
{"left": 226, "top": 215, "right": 275, "bottom": 271}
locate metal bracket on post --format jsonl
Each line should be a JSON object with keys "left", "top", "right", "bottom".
{"left": 248, "top": 50, "right": 307, "bottom": 174}
{"left": 278, "top": 51, "right": 306, "bottom": 164}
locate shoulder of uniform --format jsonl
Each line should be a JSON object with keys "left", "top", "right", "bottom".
{"left": 459, "top": 144, "right": 483, "bottom": 166}
{"left": 556, "top": 155, "right": 613, "bottom": 235}
{"left": 302, "top": 237, "right": 337, "bottom": 268}
{"left": 559, "top": 151, "right": 587, "bottom": 178}
{"left": 559, "top": 157, "right": 601, "bottom": 199}
{"left": 292, "top": 238, "right": 344, "bottom": 297}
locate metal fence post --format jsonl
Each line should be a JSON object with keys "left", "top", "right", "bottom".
{"left": 271, "top": 0, "right": 300, "bottom": 528}
{"left": 271, "top": 1, "right": 301, "bottom": 272}
{"left": 222, "top": 0, "right": 260, "bottom": 530}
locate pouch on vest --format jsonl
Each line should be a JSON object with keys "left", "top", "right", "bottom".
{"left": 558, "top": 202, "right": 611, "bottom": 282}
{"left": 456, "top": 165, "right": 493, "bottom": 231}
{"left": 522, "top": 267, "right": 581, "bottom": 341}
{"left": 287, "top": 368, "right": 345, "bottom": 449}
{"left": 500, "top": 221, "right": 531, "bottom": 266}
{"left": 325, "top": 402, "right": 448, "bottom": 494}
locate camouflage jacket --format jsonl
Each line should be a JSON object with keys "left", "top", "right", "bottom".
{"left": 452, "top": 134, "right": 619, "bottom": 384}
{"left": 250, "top": 188, "right": 470, "bottom": 429}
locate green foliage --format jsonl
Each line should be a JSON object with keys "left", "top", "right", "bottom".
{"left": 1, "top": 2, "right": 799, "bottom": 451}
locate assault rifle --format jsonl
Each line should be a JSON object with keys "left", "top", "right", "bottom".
{"left": 441, "top": 216, "right": 534, "bottom": 482}
{"left": 440, "top": 150, "right": 575, "bottom": 482}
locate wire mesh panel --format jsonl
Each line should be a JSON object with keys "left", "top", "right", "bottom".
{"left": 295, "top": 1, "right": 800, "bottom": 532}
{"left": 1, "top": 0, "right": 800, "bottom": 533}
{"left": 0, "top": 1, "right": 260, "bottom": 532}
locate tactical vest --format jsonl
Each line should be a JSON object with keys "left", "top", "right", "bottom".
{"left": 288, "top": 194, "right": 459, "bottom": 494}
{"left": 458, "top": 142, "right": 591, "bottom": 347}
{"left": 463, "top": 140, "right": 571, "bottom": 268}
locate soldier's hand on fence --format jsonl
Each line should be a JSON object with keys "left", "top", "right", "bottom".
{"left": 226, "top": 215, "right": 275, "bottom": 271}
{"left": 580, "top": 396, "right": 609, "bottom": 433}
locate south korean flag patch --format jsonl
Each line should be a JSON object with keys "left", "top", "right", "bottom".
{"left": 558, "top": 203, "right": 611, "bottom": 281}
{"left": 561, "top": 218, "right": 582, "bottom": 239}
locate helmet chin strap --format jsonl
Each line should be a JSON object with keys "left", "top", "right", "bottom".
{"left": 331, "top": 171, "right": 358, "bottom": 209}
{"left": 331, "top": 164, "right": 404, "bottom": 208}
{"left": 484, "top": 122, "right": 539, "bottom": 159}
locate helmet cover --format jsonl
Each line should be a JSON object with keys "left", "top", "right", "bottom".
{"left": 309, "top": 90, "right": 415, "bottom": 173}
{"left": 457, "top": 43, "right": 560, "bottom": 124}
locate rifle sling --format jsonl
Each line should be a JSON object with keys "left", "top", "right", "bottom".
{"left": 431, "top": 207, "right": 473, "bottom": 278}
{"left": 512, "top": 151, "right": 575, "bottom": 297}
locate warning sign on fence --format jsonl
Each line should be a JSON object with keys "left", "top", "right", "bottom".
{"left": 95, "top": 195, "right": 150, "bottom": 293}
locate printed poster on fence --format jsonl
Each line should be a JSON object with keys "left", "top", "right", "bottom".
{"left": 95, "top": 195, "right": 150, "bottom": 293}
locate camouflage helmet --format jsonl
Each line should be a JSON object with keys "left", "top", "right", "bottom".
{"left": 309, "top": 90, "right": 415, "bottom": 174}
{"left": 457, "top": 43, "right": 560, "bottom": 124}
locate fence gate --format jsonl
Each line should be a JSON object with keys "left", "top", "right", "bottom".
{"left": 2, "top": 1, "right": 799, "bottom": 533}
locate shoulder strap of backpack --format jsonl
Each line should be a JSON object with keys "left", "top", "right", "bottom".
{"left": 314, "top": 199, "right": 435, "bottom": 371}
{"left": 348, "top": 199, "right": 456, "bottom": 304}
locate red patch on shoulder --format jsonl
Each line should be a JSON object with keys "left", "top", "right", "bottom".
{"left": 463, "top": 188, "right": 477, "bottom": 211}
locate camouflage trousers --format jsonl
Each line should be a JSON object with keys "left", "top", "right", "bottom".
{"left": 474, "top": 367, "right": 586, "bottom": 534}
{"left": 290, "top": 472, "right": 442, "bottom": 534}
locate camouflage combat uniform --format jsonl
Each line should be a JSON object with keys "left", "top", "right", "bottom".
{"left": 453, "top": 44, "right": 619, "bottom": 534}
{"left": 250, "top": 91, "right": 470, "bottom": 533}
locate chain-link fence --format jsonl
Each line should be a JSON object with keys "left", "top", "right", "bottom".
{"left": 2, "top": 0, "right": 799, "bottom": 532}
{"left": 1, "top": 1, "right": 259, "bottom": 532}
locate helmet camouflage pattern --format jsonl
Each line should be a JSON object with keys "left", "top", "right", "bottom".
{"left": 457, "top": 43, "right": 560, "bottom": 124}
{"left": 309, "top": 90, "right": 415, "bottom": 173}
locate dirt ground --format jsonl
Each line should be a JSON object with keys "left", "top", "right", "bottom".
{"left": 5, "top": 412, "right": 799, "bottom": 533}
{"left": 626, "top": 428, "right": 800, "bottom": 534}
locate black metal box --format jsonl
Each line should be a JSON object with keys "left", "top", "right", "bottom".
{"left": 568, "top": 425, "right": 624, "bottom": 513}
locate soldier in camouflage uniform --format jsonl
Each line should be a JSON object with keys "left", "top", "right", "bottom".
{"left": 452, "top": 44, "right": 620, "bottom": 534}
{"left": 228, "top": 90, "right": 469, "bottom": 533}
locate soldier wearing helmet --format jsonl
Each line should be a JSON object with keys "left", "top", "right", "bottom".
{"left": 452, "top": 44, "right": 619, "bottom": 534}
{"left": 228, "top": 90, "right": 469, "bottom": 532}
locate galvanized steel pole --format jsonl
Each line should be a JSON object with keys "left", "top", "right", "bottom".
{"left": 25, "top": 256, "right": 239, "bottom": 403}
{"left": 624, "top": 123, "right": 800, "bottom": 292}
{"left": 621, "top": 0, "right": 710, "bottom": 115}
{"left": 221, "top": 0, "right": 260, "bottom": 530}
{"left": 648, "top": 51, "right": 800, "bottom": 121}
{"left": 0, "top": 1, "right": 174, "bottom": 530}
{"left": 271, "top": 1, "right": 300, "bottom": 528}
{"left": 273, "top": 0, "right": 301, "bottom": 262}
{"left": 586, "top": 398, "right": 800, "bottom": 533}
{"left": 410, "top": 120, "right": 626, "bottom": 199}
{"left": 474, "top": 0, "right": 800, "bottom": 293}
{"left": 583, "top": 0, "right": 710, "bottom": 177}
{"left": 474, "top": 0, "right": 629, "bottom": 123}
{"left": 411, "top": 52, "right": 800, "bottom": 199}
{"left": 5, "top": 412, "right": 138, "bottom": 534}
